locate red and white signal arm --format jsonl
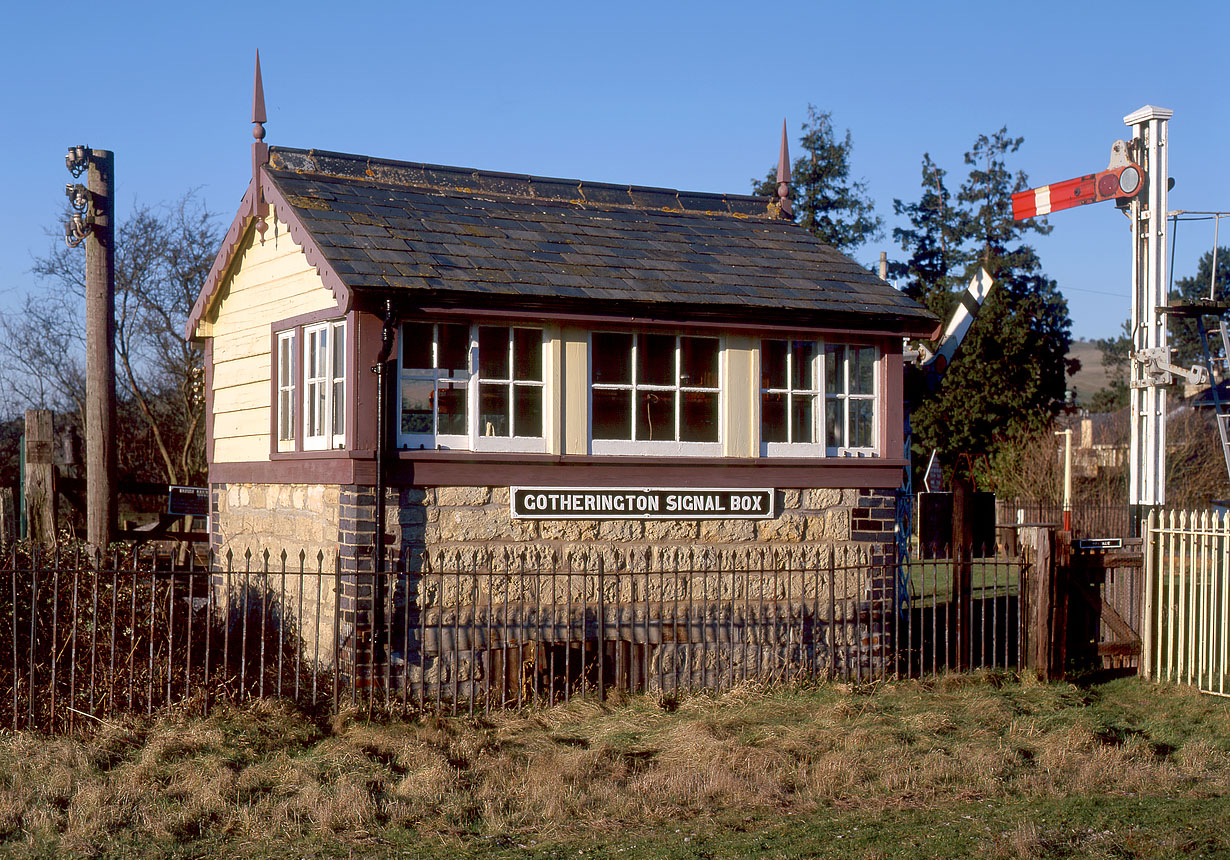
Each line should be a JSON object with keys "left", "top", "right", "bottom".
{"left": 1012, "top": 162, "right": 1143, "bottom": 221}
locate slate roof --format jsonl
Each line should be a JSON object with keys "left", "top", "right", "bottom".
{"left": 245, "top": 147, "right": 933, "bottom": 331}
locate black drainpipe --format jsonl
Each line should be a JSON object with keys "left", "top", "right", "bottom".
{"left": 372, "top": 298, "right": 396, "bottom": 566}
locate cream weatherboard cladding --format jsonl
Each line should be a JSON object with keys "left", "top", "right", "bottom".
{"left": 206, "top": 212, "right": 340, "bottom": 463}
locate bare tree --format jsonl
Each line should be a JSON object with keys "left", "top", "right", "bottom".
{"left": 0, "top": 290, "right": 86, "bottom": 420}
{"left": 2, "top": 194, "right": 218, "bottom": 486}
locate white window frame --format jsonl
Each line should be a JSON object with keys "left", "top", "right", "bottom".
{"left": 302, "top": 321, "right": 346, "bottom": 451}
{"left": 759, "top": 339, "right": 880, "bottom": 458}
{"left": 474, "top": 325, "right": 547, "bottom": 453}
{"left": 275, "top": 330, "right": 296, "bottom": 452}
{"left": 589, "top": 331, "right": 722, "bottom": 457}
{"left": 760, "top": 338, "right": 824, "bottom": 457}
{"left": 396, "top": 322, "right": 547, "bottom": 453}
{"left": 824, "top": 343, "right": 878, "bottom": 457}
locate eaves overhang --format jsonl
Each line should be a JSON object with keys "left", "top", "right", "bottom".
{"left": 185, "top": 168, "right": 353, "bottom": 342}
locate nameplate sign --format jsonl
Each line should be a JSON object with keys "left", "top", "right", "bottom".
{"left": 1075, "top": 538, "right": 1123, "bottom": 550}
{"left": 168, "top": 485, "right": 209, "bottom": 517}
{"left": 511, "top": 487, "right": 774, "bottom": 520}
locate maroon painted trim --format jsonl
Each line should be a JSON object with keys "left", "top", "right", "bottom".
{"left": 881, "top": 346, "right": 904, "bottom": 458}
{"left": 204, "top": 339, "right": 214, "bottom": 468}
{"left": 416, "top": 304, "right": 932, "bottom": 340}
{"left": 268, "top": 448, "right": 375, "bottom": 461}
{"left": 353, "top": 309, "right": 386, "bottom": 452}
{"left": 259, "top": 171, "right": 353, "bottom": 313}
{"left": 186, "top": 182, "right": 257, "bottom": 341}
{"left": 396, "top": 461, "right": 905, "bottom": 489}
{"left": 211, "top": 458, "right": 355, "bottom": 485}
{"left": 211, "top": 457, "right": 378, "bottom": 486}
{"left": 269, "top": 306, "right": 345, "bottom": 334}
{"left": 213, "top": 450, "right": 905, "bottom": 490}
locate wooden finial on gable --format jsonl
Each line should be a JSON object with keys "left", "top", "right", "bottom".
{"left": 252, "top": 50, "right": 267, "bottom": 134}
{"left": 251, "top": 50, "right": 270, "bottom": 240}
{"left": 775, "top": 118, "right": 793, "bottom": 219}
{"left": 251, "top": 50, "right": 268, "bottom": 165}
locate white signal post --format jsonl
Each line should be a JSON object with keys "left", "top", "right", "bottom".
{"left": 1012, "top": 106, "right": 1181, "bottom": 516}
{"left": 1125, "top": 106, "right": 1172, "bottom": 508}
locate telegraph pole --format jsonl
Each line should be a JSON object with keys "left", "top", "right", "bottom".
{"left": 65, "top": 146, "right": 117, "bottom": 550}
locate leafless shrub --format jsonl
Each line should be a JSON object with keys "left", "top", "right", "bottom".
{"left": 985, "top": 405, "right": 1230, "bottom": 509}
{"left": 0, "top": 542, "right": 332, "bottom": 731}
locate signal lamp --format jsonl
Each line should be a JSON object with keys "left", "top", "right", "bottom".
{"left": 1117, "top": 164, "right": 1142, "bottom": 196}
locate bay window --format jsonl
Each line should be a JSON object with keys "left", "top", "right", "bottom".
{"left": 273, "top": 318, "right": 346, "bottom": 452}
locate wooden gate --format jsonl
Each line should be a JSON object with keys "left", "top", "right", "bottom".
{"left": 1061, "top": 536, "right": 1144, "bottom": 671}
{"left": 1024, "top": 531, "right": 1144, "bottom": 677}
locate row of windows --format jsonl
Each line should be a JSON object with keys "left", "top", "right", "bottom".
{"left": 273, "top": 322, "right": 880, "bottom": 456}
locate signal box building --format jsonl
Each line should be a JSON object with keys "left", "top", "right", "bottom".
{"left": 186, "top": 74, "right": 935, "bottom": 683}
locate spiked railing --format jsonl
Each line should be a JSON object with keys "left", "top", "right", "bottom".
{"left": 0, "top": 543, "right": 1026, "bottom": 731}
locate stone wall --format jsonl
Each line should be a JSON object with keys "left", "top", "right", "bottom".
{"left": 210, "top": 483, "right": 343, "bottom": 668}
{"left": 395, "top": 485, "right": 895, "bottom": 570}
{"left": 387, "top": 483, "right": 899, "bottom": 693}
{"left": 210, "top": 481, "right": 897, "bottom": 571}
{"left": 211, "top": 483, "right": 342, "bottom": 563}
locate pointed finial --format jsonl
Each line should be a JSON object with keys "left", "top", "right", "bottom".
{"left": 252, "top": 50, "right": 267, "bottom": 140}
{"left": 776, "top": 119, "right": 793, "bottom": 218}
{"left": 250, "top": 50, "right": 270, "bottom": 241}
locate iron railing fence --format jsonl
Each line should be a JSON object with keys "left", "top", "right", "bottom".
{"left": 0, "top": 545, "right": 1027, "bottom": 731}
{"left": 996, "top": 498, "right": 1132, "bottom": 539}
{"left": 1144, "top": 510, "right": 1230, "bottom": 697}
{"left": 0, "top": 545, "right": 335, "bottom": 734}
{"left": 407, "top": 549, "right": 1026, "bottom": 714}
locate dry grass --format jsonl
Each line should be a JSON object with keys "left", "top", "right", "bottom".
{"left": 0, "top": 675, "right": 1226, "bottom": 858}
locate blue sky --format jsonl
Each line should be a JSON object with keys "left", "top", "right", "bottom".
{"left": 1, "top": 0, "right": 1226, "bottom": 342}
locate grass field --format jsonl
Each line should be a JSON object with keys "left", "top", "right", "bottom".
{"left": 0, "top": 674, "right": 1226, "bottom": 859}
{"left": 905, "top": 560, "right": 1022, "bottom": 607}
{"left": 1068, "top": 340, "right": 1115, "bottom": 407}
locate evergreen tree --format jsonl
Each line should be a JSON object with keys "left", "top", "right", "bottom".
{"left": 904, "top": 129, "right": 1075, "bottom": 471}
{"left": 888, "top": 154, "right": 966, "bottom": 327}
{"left": 753, "top": 106, "right": 882, "bottom": 255}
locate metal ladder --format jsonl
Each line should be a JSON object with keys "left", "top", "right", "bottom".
{"left": 1196, "top": 315, "right": 1230, "bottom": 481}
